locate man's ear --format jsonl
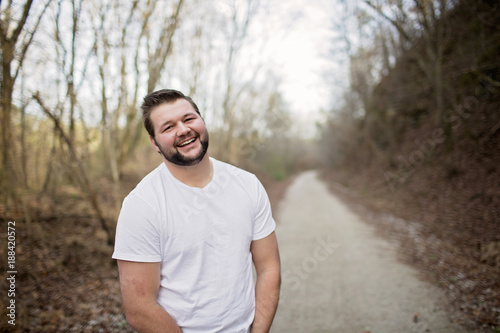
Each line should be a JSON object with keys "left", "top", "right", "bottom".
{"left": 149, "top": 136, "right": 161, "bottom": 154}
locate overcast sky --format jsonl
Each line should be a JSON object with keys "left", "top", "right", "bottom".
{"left": 251, "top": 0, "right": 341, "bottom": 137}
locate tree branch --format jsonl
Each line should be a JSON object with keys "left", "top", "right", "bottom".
{"left": 33, "top": 92, "right": 114, "bottom": 246}
{"left": 363, "top": 0, "right": 411, "bottom": 42}
{"left": 14, "top": 0, "right": 52, "bottom": 83}
{"left": 10, "top": 0, "right": 34, "bottom": 43}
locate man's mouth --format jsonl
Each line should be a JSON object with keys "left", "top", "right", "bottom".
{"left": 177, "top": 137, "right": 197, "bottom": 147}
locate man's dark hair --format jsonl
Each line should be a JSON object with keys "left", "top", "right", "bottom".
{"left": 141, "top": 89, "right": 201, "bottom": 137}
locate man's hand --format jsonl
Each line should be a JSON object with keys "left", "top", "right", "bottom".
{"left": 250, "top": 232, "right": 281, "bottom": 333}
{"left": 117, "top": 260, "right": 182, "bottom": 333}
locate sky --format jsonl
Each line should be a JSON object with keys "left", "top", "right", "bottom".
{"left": 252, "top": 0, "right": 340, "bottom": 137}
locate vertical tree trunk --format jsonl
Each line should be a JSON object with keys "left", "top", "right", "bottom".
{"left": 1, "top": 57, "right": 15, "bottom": 194}
{"left": 20, "top": 92, "right": 28, "bottom": 188}
{"left": 0, "top": 0, "right": 50, "bottom": 201}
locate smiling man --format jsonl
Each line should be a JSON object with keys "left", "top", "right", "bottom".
{"left": 112, "top": 89, "right": 281, "bottom": 333}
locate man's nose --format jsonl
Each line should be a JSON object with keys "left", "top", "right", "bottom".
{"left": 176, "top": 122, "right": 190, "bottom": 136}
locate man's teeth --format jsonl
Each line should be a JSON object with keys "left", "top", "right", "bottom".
{"left": 179, "top": 138, "right": 195, "bottom": 147}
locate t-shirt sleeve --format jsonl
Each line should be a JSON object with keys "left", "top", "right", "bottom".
{"left": 112, "top": 194, "right": 162, "bottom": 262}
{"left": 252, "top": 176, "right": 276, "bottom": 240}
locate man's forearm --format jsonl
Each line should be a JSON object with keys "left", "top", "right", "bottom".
{"left": 126, "top": 302, "right": 182, "bottom": 333}
{"left": 251, "top": 268, "right": 281, "bottom": 333}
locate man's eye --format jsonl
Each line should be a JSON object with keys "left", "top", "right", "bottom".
{"left": 163, "top": 126, "right": 172, "bottom": 132}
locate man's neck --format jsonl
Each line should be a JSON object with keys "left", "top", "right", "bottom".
{"left": 164, "top": 155, "right": 213, "bottom": 188}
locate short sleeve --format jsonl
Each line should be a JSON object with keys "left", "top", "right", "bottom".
{"left": 252, "top": 176, "right": 276, "bottom": 240}
{"left": 112, "top": 194, "right": 162, "bottom": 262}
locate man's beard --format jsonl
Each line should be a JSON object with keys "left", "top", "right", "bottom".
{"left": 154, "top": 133, "right": 209, "bottom": 166}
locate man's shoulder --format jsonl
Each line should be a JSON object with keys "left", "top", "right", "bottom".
{"left": 212, "top": 158, "right": 258, "bottom": 182}
{"left": 211, "top": 158, "right": 266, "bottom": 198}
{"left": 126, "top": 163, "right": 167, "bottom": 199}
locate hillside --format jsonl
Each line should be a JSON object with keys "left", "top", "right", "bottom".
{"left": 320, "top": 1, "right": 500, "bottom": 330}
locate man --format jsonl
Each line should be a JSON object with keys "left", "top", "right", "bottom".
{"left": 112, "top": 89, "right": 281, "bottom": 333}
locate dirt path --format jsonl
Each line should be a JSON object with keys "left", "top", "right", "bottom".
{"left": 271, "top": 171, "right": 469, "bottom": 333}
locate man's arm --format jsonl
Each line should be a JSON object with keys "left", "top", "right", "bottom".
{"left": 250, "top": 231, "right": 281, "bottom": 333}
{"left": 117, "top": 260, "right": 182, "bottom": 333}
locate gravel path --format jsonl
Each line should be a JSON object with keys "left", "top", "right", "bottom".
{"left": 271, "top": 171, "right": 469, "bottom": 333}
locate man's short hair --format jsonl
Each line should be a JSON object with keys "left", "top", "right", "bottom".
{"left": 141, "top": 89, "right": 201, "bottom": 137}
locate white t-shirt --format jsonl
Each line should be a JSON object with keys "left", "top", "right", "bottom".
{"left": 112, "top": 158, "right": 276, "bottom": 332}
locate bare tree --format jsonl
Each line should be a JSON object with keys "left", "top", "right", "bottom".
{"left": 147, "top": 0, "right": 184, "bottom": 93}
{"left": 34, "top": 92, "right": 114, "bottom": 245}
{"left": 0, "top": 0, "right": 52, "bottom": 200}
{"left": 363, "top": 0, "right": 453, "bottom": 126}
{"left": 218, "top": 0, "right": 261, "bottom": 161}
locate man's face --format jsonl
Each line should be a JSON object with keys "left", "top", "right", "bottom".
{"left": 149, "top": 99, "right": 209, "bottom": 167}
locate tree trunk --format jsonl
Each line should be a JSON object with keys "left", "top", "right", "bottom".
{"left": 1, "top": 56, "right": 15, "bottom": 195}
